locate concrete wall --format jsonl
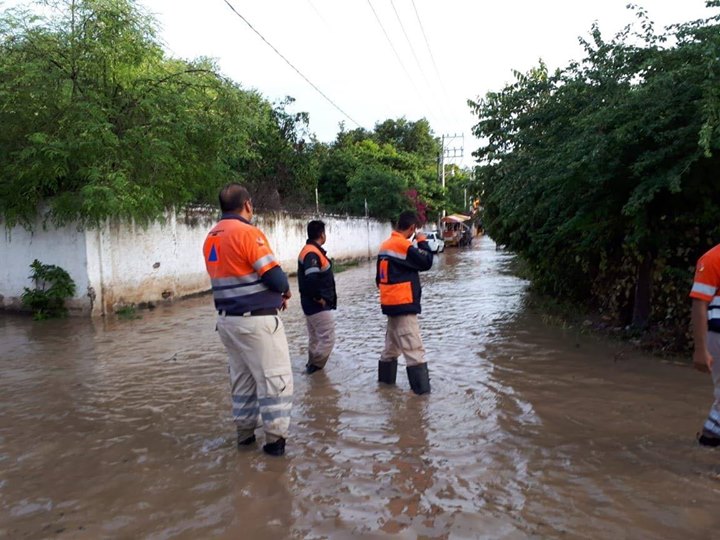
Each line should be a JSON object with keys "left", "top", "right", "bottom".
{"left": 1, "top": 222, "right": 91, "bottom": 313}
{"left": 1, "top": 209, "right": 391, "bottom": 316}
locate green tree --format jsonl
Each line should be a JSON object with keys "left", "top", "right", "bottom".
{"left": 231, "top": 96, "right": 323, "bottom": 211}
{"left": 317, "top": 145, "right": 359, "bottom": 211}
{"left": 469, "top": 2, "right": 720, "bottom": 344}
{"left": 347, "top": 164, "right": 410, "bottom": 221}
{"left": 317, "top": 117, "right": 442, "bottom": 221}
{"left": 21, "top": 259, "right": 76, "bottom": 319}
{"left": 443, "top": 165, "right": 473, "bottom": 214}
{"left": 0, "top": 0, "right": 315, "bottom": 226}
{"left": 373, "top": 117, "right": 440, "bottom": 162}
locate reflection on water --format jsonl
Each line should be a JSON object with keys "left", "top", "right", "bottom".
{"left": 1, "top": 237, "right": 719, "bottom": 539}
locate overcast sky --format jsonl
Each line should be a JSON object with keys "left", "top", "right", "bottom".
{"left": 5, "top": 1, "right": 718, "bottom": 166}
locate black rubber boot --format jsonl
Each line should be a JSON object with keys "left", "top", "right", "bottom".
{"left": 698, "top": 432, "right": 720, "bottom": 447}
{"left": 237, "top": 427, "right": 256, "bottom": 448}
{"left": 378, "top": 359, "right": 398, "bottom": 384}
{"left": 263, "top": 437, "right": 286, "bottom": 456}
{"left": 406, "top": 363, "right": 431, "bottom": 395}
{"left": 237, "top": 434, "right": 256, "bottom": 447}
{"left": 306, "top": 363, "right": 323, "bottom": 374}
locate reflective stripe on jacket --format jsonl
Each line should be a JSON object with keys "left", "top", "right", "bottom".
{"left": 298, "top": 241, "right": 337, "bottom": 315}
{"left": 203, "top": 215, "right": 284, "bottom": 313}
{"left": 376, "top": 231, "right": 433, "bottom": 316}
{"left": 690, "top": 243, "right": 720, "bottom": 332}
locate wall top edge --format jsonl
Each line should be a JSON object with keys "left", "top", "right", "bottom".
{"left": 3, "top": 206, "right": 389, "bottom": 232}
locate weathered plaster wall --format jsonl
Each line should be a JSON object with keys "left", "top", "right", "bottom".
{"left": 1, "top": 210, "right": 391, "bottom": 316}
{"left": 1, "top": 223, "right": 91, "bottom": 314}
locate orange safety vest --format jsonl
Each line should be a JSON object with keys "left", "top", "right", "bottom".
{"left": 203, "top": 216, "right": 283, "bottom": 314}
{"left": 376, "top": 231, "right": 433, "bottom": 316}
{"left": 298, "top": 243, "right": 331, "bottom": 273}
{"left": 690, "top": 243, "right": 720, "bottom": 332}
{"left": 297, "top": 241, "right": 337, "bottom": 315}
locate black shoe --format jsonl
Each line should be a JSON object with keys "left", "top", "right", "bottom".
{"left": 698, "top": 432, "right": 720, "bottom": 447}
{"left": 263, "top": 437, "right": 286, "bottom": 456}
{"left": 378, "top": 359, "right": 398, "bottom": 384}
{"left": 306, "top": 364, "right": 323, "bottom": 374}
{"left": 237, "top": 434, "right": 256, "bottom": 447}
{"left": 406, "top": 364, "right": 431, "bottom": 395}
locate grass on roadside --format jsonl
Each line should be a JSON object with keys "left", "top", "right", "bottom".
{"left": 333, "top": 259, "right": 361, "bottom": 273}
{"left": 115, "top": 305, "right": 142, "bottom": 320}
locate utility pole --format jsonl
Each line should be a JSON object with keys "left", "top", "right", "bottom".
{"left": 438, "top": 133, "right": 464, "bottom": 218}
{"left": 440, "top": 135, "right": 445, "bottom": 208}
{"left": 365, "top": 198, "right": 370, "bottom": 259}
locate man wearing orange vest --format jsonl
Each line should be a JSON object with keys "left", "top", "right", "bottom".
{"left": 203, "top": 184, "right": 293, "bottom": 457}
{"left": 690, "top": 242, "right": 720, "bottom": 447}
{"left": 298, "top": 220, "right": 337, "bottom": 374}
{"left": 376, "top": 210, "right": 434, "bottom": 394}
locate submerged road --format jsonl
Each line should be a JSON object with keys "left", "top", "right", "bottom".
{"left": 1, "top": 236, "right": 719, "bottom": 539}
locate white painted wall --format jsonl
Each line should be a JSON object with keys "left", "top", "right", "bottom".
{"left": 1, "top": 209, "right": 391, "bottom": 316}
{"left": 256, "top": 213, "right": 389, "bottom": 267}
{"left": 1, "top": 222, "right": 91, "bottom": 313}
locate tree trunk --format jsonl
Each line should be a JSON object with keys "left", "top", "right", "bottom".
{"left": 631, "top": 253, "right": 654, "bottom": 329}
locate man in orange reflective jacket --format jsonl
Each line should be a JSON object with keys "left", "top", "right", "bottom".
{"left": 376, "top": 210, "right": 434, "bottom": 394}
{"left": 298, "top": 220, "right": 337, "bottom": 374}
{"left": 690, "top": 242, "right": 720, "bottom": 447}
{"left": 203, "top": 184, "right": 293, "bottom": 457}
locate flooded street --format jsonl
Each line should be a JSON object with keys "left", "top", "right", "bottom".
{"left": 2, "top": 237, "right": 719, "bottom": 539}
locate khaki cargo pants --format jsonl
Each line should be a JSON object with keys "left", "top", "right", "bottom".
{"left": 703, "top": 331, "right": 720, "bottom": 437}
{"left": 306, "top": 310, "right": 336, "bottom": 369}
{"left": 217, "top": 314, "right": 293, "bottom": 443}
{"left": 380, "top": 313, "right": 426, "bottom": 367}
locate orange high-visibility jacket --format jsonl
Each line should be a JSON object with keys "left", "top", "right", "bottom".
{"left": 690, "top": 243, "right": 720, "bottom": 332}
{"left": 376, "top": 231, "right": 433, "bottom": 316}
{"left": 297, "top": 241, "right": 337, "bottom": 316}
{"left": 203, "top": 215, "right": 285, "bottom": 314}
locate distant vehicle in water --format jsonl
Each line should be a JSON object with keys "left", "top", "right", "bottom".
{"left": 441, "top": 214, "right": 473, "bottom": 247}
{"left": 424, "top": 231, "right": 445, "bottom": 253}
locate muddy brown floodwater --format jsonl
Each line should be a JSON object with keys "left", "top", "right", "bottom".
{"left": 1, "top": 237, "right": 720, "bottom": 539}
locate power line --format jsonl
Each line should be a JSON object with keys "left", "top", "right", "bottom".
{"left": 305, "top": 0, "right": 332, "bottom": 31}
{"left": 222, "top": 0, "right": 362, "bottom": 129}
{"left": 410, "top": 0, "right": 467, "bottom": 131}
{"left": 390, "top": 0, "right": 431, "bottom": 90}
{"left": 410, "top": 0, "right": 451, "bottom": 102}
{"left": 366, "top": 0, "right": 438, "bottom": 125}
{"left": 366, "top": 0, "right": 413, "bottom": 83}
{"left": 389, "top": 0, "right": 452, "bottom": 125}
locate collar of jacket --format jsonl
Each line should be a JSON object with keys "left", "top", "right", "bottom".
{"left": 391, "top": 230, "right": 409, "bottom": 242}
{"left": 220, "top": 213, "right": 251, "bottom": 225}
{"left": 306, "top": 239, "right": 327, "bottom": 256}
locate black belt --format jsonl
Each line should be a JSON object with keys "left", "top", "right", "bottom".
{"left": 219, "top": 308, "right": 278, "bottom": 317}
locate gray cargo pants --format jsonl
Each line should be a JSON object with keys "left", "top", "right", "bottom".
{"left": 216, "top": 314, "right": 293, "bottom": 443}
{"left": 380, "top": 313, "right": 426, "bottom": 367}
{"left": 305, "top": 310, "right": 336, "bottom": 369}
{"left": 703, "top": 331, "right": 720, "bottom": 437}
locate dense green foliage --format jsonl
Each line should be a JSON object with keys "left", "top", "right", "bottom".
{"left": 0, "top": 0, "right": 473, "bottom": 227}
{"left": 318, "top": 118, "right": 473, "bottom": 222}
{"left": 469, "top": 2, "right": 720, "bottom": 348}
{"left": 0, "top": 0, "right": 320, "bottom": 226}
{"left": 21, "top": 259, "right": 76, "bottom": 319}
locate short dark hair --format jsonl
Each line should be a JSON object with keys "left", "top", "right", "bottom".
{"left": 219, "top": 183, "right": 251, "bottom": 213}
{"left": 396, "top": 210, "right": 420, "bottom": 231}
{"left": 307, "top": 220, "right": 325, "bottom": 241}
